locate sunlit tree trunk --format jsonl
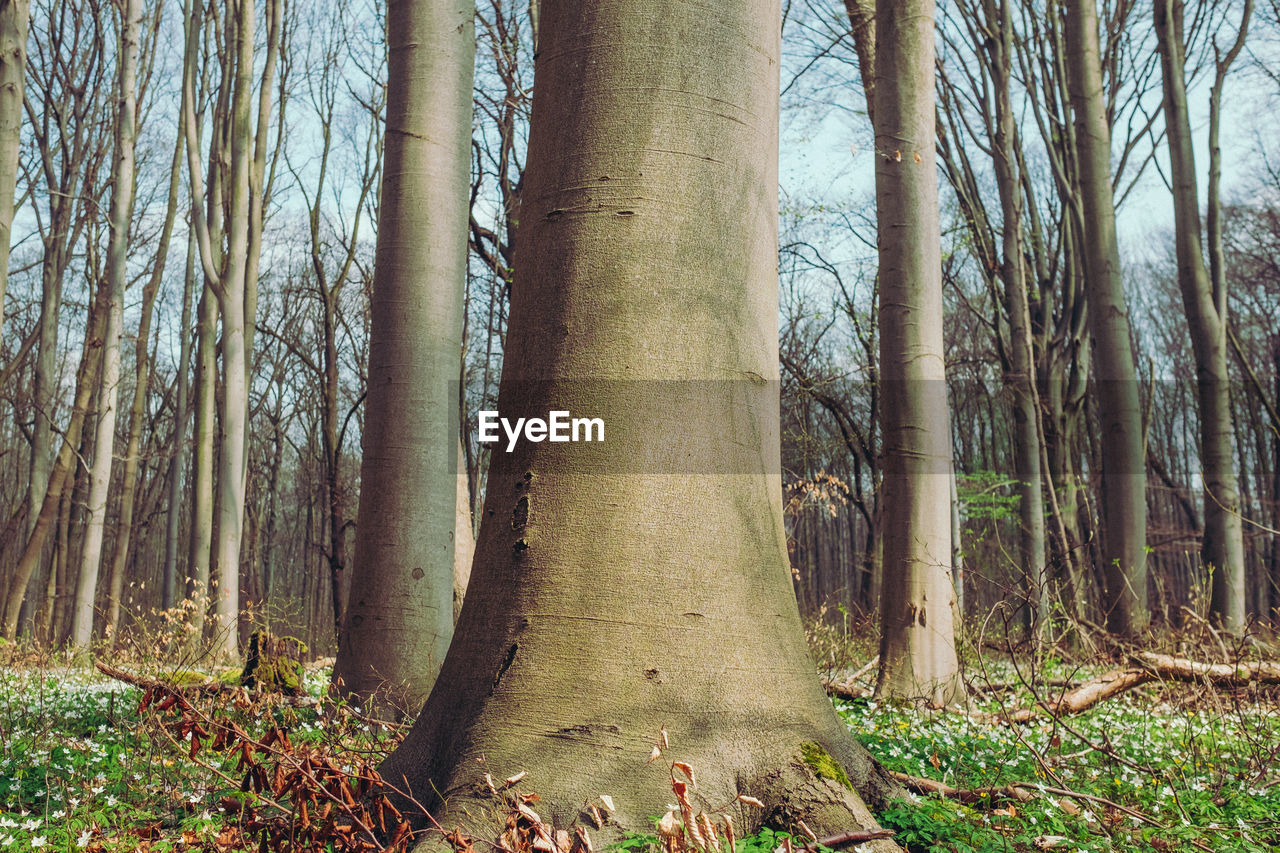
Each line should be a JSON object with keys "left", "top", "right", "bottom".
{"left": 104, "top": 86, "right": 184, "bottom": 641}
{"left": 378, "top": 0, "right": 902, "bottom": 842}
{"left": 71, "top": 0, "right": 143, "bottom": 648}
{"left": 182, "top": 0, "right": 280, "bottom": 657}
{"left": 1064, "top": 0, "right": 1148, "bottom": 635}
{"left": 332, "top": 0, "right": 474, "bottom": 710}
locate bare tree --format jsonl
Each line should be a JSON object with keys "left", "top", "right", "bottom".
{"left": 1065, "top": 0, "right": 1149, "bottom": 635}
{"left": 70, "top": 0, "right": 144, "bottom": 648}
{"left": 0, "top": 0, "right": 28, "bottom": 336}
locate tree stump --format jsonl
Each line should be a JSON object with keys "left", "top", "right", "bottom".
{"left": 239, "top": 630, "right": 307, "bottom": 696}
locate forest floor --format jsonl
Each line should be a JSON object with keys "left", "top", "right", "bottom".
{"left": 1, "top": 628, "right": 1279, "bottom": 853}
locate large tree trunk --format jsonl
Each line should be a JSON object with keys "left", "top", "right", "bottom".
{"left": 377, "top": 1, "right": 901, "bottom": 845}
{"left": 332, "top": 0, "right": 474, "bottom": 711}
{"left": 1153, "top": 0, "right": 1249, "bottom": 632}
{"left": 0, "top": 0, "right": 27, "bottom": 335}
{"left": 867, "top": 0, "right": 962, "bottom": 705}
{"left": 1063, "top": 0, "right": 1148, "bottom": 635}
{"left": 70, "top": 0, "right": 143, "bottom": 648}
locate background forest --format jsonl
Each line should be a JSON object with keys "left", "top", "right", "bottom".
{"left": 2, "top": 0, "right": 1280, "bottom": 852}
{"left": 1, "top": 0, "right": 1277, "bottom": 654}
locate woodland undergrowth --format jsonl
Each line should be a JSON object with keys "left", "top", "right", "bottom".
{"left": 1, "top": 608, "right": 1279, "bottom": 852}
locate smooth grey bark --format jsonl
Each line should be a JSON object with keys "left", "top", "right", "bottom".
{"left": 378, "top": 1, "right": 902, "bottom": 845}
{"left": 162, "top": 232, "right": 198, "bottom": 612}
{"left": 71, "top": 0, "right": 143, "bottom": 648}
{"left": 1153, "top": 0, "right": 1250, "bottom": 632}
{"left": 182, "top": 0, "right": 279, "bottom": 657}
{"left": 104, "top": 81, "right": 184, "bottom": 640}
{"left": 181, "top": 0, "right": 219, "bottom": 643}
{"left": 0, "top": 0, "right": 27, "bottom": 335}
{"left": 332, "top": 0, "right": 474, "bottom": 711}
{"left": 1064, "top": 0, "right": 1148, "bottom": 635}
{"left": 867, "top": 0, "right": 963, "bottom": 705}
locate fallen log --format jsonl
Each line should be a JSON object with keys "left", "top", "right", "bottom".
{"left": 94, "top": 660, "right": 320, "bottom": 708}
{"left": 1136, "top": 652, "right": 1280, "bottom": 684}
{"left": 976, "top": 653, "right": 1280, "bottom": 724}
{"left": 977, "top": 667, "right": 1153, "bottom": 724}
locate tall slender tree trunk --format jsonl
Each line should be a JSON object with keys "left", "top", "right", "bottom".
{"left": 186, "top": 282, "right": 216, "bottom": 638}
{"left": 1153, "top": 0, "right": 1249, "bottom": 632}
{"left": 867, "top": 0, "right": 962, "bottom": 705}
{"left": 163, "top": 232, "right": 198, "bottom": 612}
{"left": 378, "top": 1, "right": 902, "bottom": 843}
{"left": 28, "top": 248, "right": 64, "bottom": 549}
{"left": 0, "top": 0, "right": 28, "bottom": 335}
{"left": 1064, "top": 0, "right": 1148, "bottom": 635}
{"left": 182, "top": 0, "right": 218, "bottom": 642}
{"left": 985, "top": 0, "right": 1047, "bottom": 637}
{"left": 105, "top": 95, "right": 183, "bottom": 640}
{"left": 332, "top": 0, "right": 475, "bottom": 710}
{"left": 71, "top": 0, "right": 143, "bottom": 648}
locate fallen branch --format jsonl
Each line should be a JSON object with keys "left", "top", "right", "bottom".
{"left": 967, "top": 676, "right": 1079, "bottom": 695}
{"left": 975, "top": 653, "right": 1280, "bottom": 725}
{"left": 889, "top": 771, "right": 1032, "bottom": 805}
{"left": 1136, "top": 652, "right": 1280, "bottom": 684}
{"left": 822, "top": 656, "right": 878, "bottom": 700}
{"left": 812, "top": 828, "right": 897, "bottom": 848}
{"left": 975, "top": 667, "right": 1153, "bottom": 724}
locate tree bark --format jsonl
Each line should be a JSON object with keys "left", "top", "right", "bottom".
{"left": 377, "top": 2, "right": 902, "bottom": 844}
{"left": 332, "top": 0, "right": 475, "bottom": 711}
{"left": 983, "top": 0, "right": 1047, "bottom": 638}
{"left": 1063, "top": 0, "right": 1148, "bottom": 635}
{"left": 868, "top": 0, "right": 963, "bottom": 705}
{"left": 163, "top": 232, "right": 198, "bottom": 612}
{"left": 104, "top": 75, "right": 184, "bottom": 641}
